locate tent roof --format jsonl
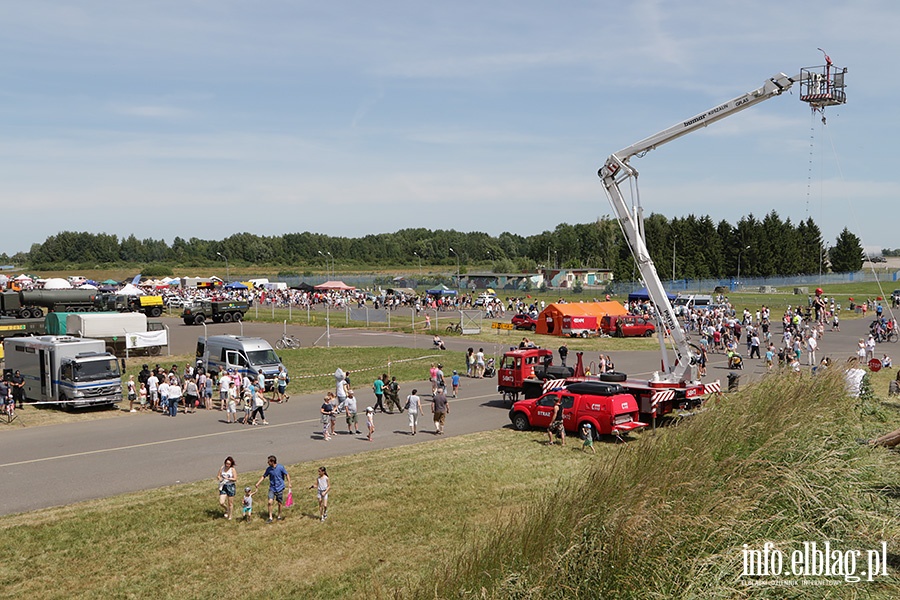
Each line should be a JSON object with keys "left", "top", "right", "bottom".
{"left": 314, "top": 280, "right": 355, "bottom": 291}
{"left": 540, "top": 301, "right": 628, "bottom": 318}
{"left": 224, "top": 281, "right": 248, "bottom": 289}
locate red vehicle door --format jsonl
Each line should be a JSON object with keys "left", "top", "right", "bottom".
{"left": 531, "top": 393, "right": 575, "bottom": 429}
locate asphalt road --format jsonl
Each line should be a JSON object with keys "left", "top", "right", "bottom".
{"left": 0, "top": 313, "right": 877, "bottom": 516}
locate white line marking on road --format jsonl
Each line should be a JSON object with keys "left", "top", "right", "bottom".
{"left": 0, "top": 393, "right": 499, "bottom": 469}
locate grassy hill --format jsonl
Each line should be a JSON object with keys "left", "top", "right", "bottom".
{"left": 2, "top": 369, "right": 899, "bottom": 598}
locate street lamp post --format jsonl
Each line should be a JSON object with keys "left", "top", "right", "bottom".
{"left": 413, "top": 251, "right": 422, "bottom": 277}
{"left": 672, "top": 236, "right": 677, "bottom": 284}
{"left": 327, "top": 251, "right": 334, "bottom": 279}
{"left": 216, "top": 252, "right": 229, "bottom": 283}
{"left": 449, "top": 247, "right": 460, "bottom": 290}
{"left": 736, "top": 245, "right": 750, "bottom": 288}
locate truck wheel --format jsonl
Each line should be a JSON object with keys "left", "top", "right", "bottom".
{"left": 222, "top": 312, "right": 233, "bottom": 323}
{"left": 106, "top": 346, "right": 116, "bottom": 355}
{"left": 149, "top": 307, "right": 162, "bottom": 317}
{"left": 600, "top": 371, "right": 627, "bottom": 382}
{"left": 193, "top": 314, "right": 205, "bottom": 325}
{"left": 511, "top": 412, "right": 530, "bottom": 431}
{"left": 149, "top": 345, "right": 161, "bottom": 356}
{"left": 183, "top": 319, "right": 193, "bottom": 326}
{"left": 233, "top": 312, "right": 243, "bottom": 322}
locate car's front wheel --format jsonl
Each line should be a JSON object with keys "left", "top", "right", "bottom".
{"left": 511, "top": 412, "right": 530, "bottom": 431}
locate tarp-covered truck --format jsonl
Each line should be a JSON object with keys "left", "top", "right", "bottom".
{"left": 66, "top": 312, "right": 167, "bottom": 356}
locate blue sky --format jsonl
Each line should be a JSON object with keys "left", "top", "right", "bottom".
{"left": 1, "top": 1, "right": 896, "bottom": 256}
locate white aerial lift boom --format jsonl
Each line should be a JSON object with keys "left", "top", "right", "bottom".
{"left": 599, "top": 57, "right": 847, "bottom": 387}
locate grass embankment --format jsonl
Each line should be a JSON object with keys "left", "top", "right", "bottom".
{"left": 413, "top": 368, "right": 900, "bottom": 599}
{"left": 3, "top": 368, "right": 899, "bottom": 598}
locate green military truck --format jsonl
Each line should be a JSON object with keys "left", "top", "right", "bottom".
{"left": 94, "top": 293, "right": 165, "bottom": 317}
{"left": 181, "top": 299, "right": 249, "bottom": 325}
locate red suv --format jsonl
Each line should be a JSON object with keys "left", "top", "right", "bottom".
{"left": 600, "top": 315, "right": 656, "bottom": 337}
{"left": 511, "top": 313, "right": 537, "bottom": 331}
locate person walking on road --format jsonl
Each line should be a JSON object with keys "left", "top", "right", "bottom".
{"left": 254, "top": 455, "right": 291, "bottom": 524}
{"left": 321, "top": 393, "right": 336, "bottom": 440}
{"left": 365, "top": 406, "right": 375, "bottom": 441}
{"left": 432, "top": 387, "right": 449, "bottom": 435}
{"left": 558, "top": 343, "right": 569, "bottom": 368}
{"left": 406, "top": 389, "right": 422, "bottom": 435}
{"left": 372, "top": 374, "right": 386, "bottom": 413}
{"left": 217, "top": 456, "right": 237, "bottom": 520}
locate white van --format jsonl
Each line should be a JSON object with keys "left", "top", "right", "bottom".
{"left": 673, "top": 294, "right": 713, "bottom": 315}
{"left": 197, "top": 335, "right": 287, "bottom": 390}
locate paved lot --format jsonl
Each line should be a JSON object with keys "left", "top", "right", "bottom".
{"left": 0, "top": 314, "right": 877, "bottom": 516}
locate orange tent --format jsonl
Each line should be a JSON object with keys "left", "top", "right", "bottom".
{"left": 536, "top": 301, "right": 628, "bottom": 336}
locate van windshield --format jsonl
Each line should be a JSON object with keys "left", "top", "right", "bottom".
{"left": 74, "top": 359, "right": 120, "bottom": 382}
{"left": 247, "top": 349, "right": 280, "bottom": 366}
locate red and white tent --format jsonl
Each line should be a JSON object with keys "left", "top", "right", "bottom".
{"left": 314, "top": 280, "right": 355, "bottom": 291}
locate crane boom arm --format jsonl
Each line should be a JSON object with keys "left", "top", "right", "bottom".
{"left": 598, "top": 72, "right": 801, "bottom": 384}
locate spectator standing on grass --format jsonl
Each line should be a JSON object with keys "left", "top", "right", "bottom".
{"left": 310, "top": 466, "right": 330, "bottom": 522}
{"left": 127, "top": 376, "right": 137, "bottom": 413}
{"left": 139, "top": 383, "right": 148, "bottom": 411}
{"left": 866, "top": 335, "right": 876, "bottom": 362}
{"left": 254, "top": 455, "right": 291, "bottom": 524}
{"left": 406, "top": 389, "right": 422, "bottom": 435}
{"left": 432, "top": 386, "right": 449, "bottom": 435}
{"left": 547, "top": 396, "right": 565, "bottom": 446}
{"left": 9, "top": 370, "right": 24, "bottom": 410}
{"left": 216, "top": 456, "right": 237, "bottom": 520}
{"left": 147, "top": 372, "right": 159, "bottom": 411}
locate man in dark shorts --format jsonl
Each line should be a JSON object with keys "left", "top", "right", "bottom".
{"left": 10, "top": 370, "right": 25, "bottom": 409}
{"left": 547, "top": 396, "right": 565, "bottom": 446}
{"left": 432, "top": 386, "right": 449, "bottom": 435}
{"left": 254, "top": 455, "right": 291, "bottom": 523}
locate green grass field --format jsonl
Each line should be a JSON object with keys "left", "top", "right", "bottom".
{"left": 3, "top": 368, "right": 900, "bottom": 598}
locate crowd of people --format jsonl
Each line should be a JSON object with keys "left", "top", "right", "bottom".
{"left": 132, "top": 362, "right": 288, "bottom": 424}
{"left": 315, "top": 366, "right": 454, "bottom": 442}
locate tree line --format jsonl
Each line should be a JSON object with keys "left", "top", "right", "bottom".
{"left": 12, "top": 211, "right": 865, "bottom": 279}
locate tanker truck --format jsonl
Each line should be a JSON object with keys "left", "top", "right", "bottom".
{"left": 0, "top": 289, "right": 97, "bottom": 318}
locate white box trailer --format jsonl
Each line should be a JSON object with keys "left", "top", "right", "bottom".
{"left": 66, "top": 312, "right": 166, "bottom": 356}
{"left": 2, "top": 335, "right": 123, "bottom": 408}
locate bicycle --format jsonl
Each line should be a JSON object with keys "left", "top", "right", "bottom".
{"left": 446, "top": 322, "right": 462, "bottom": 334}
{"left": 275, "top": 333, "right": 301, "bottom": 349}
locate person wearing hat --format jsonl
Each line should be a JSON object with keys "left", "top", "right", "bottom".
{"left": 581, "top": 423, "right": 595, "bottom": 454}
{"left": 432, "top": 385, "right": 449, "bottom": 435}
{"left": 365, "top": 406, "right": 375, "bottom": 441}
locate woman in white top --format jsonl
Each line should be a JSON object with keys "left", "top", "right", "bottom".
{"left": 406, "top": 389, "right": 422, "bottom": 436}
{"left": 216, "top": 456, "right": 237, "bottom": 519}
